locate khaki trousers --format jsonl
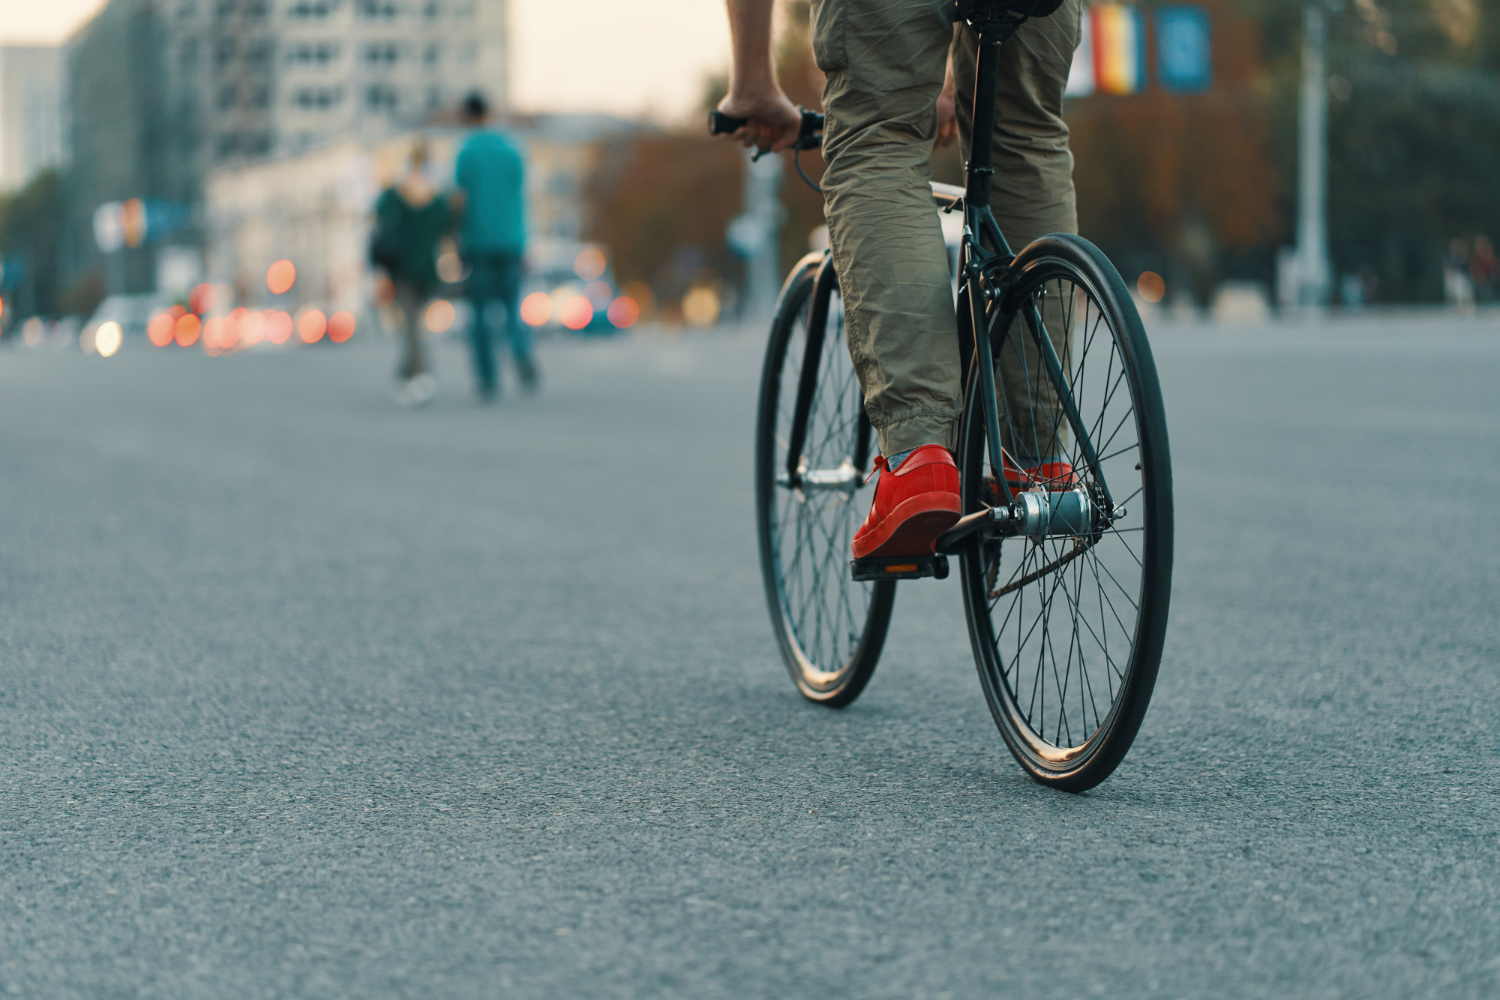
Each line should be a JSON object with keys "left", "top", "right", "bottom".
{"left": 813, "top": 0, "right": 1082, "bottom": 459}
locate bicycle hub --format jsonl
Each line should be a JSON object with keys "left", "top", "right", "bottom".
{"left": 1012, "top": 489, "right": 1094, "bottom": 538}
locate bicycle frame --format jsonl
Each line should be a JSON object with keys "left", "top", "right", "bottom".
{"left": 782, "top": 255, "right": 873, "bottom": 490}
{"left": 781, "top": 1, "right": 1112, "bottom": 524}
{"left": 955, "top": 6, "right": 1112, "bottom": 512}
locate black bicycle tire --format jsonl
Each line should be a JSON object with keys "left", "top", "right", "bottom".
{"left": 755, "top": 255, "right": 895, "bottom": 707}
{"left": 958, "top": 234, "right": 1173, "bottom": 790}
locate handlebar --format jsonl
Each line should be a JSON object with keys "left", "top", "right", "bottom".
{"left": 707, "top": 108, "right": 825, "bottom": 152}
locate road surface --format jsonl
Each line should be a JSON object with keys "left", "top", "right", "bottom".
{"left": 2, "top": 315, "right": 1497, "bottom": 998}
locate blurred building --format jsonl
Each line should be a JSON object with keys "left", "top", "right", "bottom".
{"left": 520, "top": 114, "right": 638, "bottom": 243}
{"left": 203, "top": 114, "right": 640, "bottom": 317}
{"left": 65, "top": 0, "right": 176, "bottom": 295}
{"left": 0, "top": 46, "right": 69, "bottom": 192}
{"left": 204, "top": 131, "right": 449, "bottom": 317}
{"left": 62, "top": 0, "right": 511, "bottom": 299}
{"left": 172, "top": 0, "right": 510, "bottom": 164}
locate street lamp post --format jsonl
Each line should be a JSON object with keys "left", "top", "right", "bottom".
{"left": 729, "top": 151, "right": 784, "bottom": 322}
{"left": 1296, "top": 0, "right": 1333, "bottom": 307}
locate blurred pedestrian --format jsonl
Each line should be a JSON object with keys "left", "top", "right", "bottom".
{"left": 372, "top": 139, "right": 451, "bottom": 406}
{"left": 453, "top": 92, "right": 536, "bottom": 401}
{"left": 1471, "top": 235, "right": 1497, "bottom": 303}
{"left": 1442, "top": 238, "right": 1474, "bottom": 312}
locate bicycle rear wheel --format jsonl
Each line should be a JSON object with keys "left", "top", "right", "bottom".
{"left": 958, "top": 235, "right": 1173, "bottom": 790}
{"left": 756, "top": 255, "right": 893, "bottom": 706}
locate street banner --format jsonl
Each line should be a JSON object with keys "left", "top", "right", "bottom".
{"left": 1091, "top": 4, "right": 1147, "bottom": 95}
{"left": 1156, "top": 6, "right": 1213, "bottom": 92}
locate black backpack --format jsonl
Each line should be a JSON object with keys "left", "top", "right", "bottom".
{"left": 369, "top": 191, "right": 404, "bottom": 272}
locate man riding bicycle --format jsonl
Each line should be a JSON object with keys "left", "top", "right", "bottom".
{"left": 717, "top": 0, "right": 1081, "bottom": 560}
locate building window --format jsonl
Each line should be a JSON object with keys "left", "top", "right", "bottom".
{"left": 294, "top": 87, "right": 343, "bottom": 109}
{"left": 216, "top": 38, "right": 236, "bottom": 66}
{"left": 289, "top": 0, "right": 334, "bottom": 16}
{"left": 423, "top": 42, "right": 441, "bottom": 66}
{"left": 216, "top": 133, "right": 239, "bottom": 157}
{"left": 289, "top": 42, "right": 340, "bottom": 65}
{"left": 363, "top": 42, "right": 399, "bottom": 65}
{"left": 246, "top": 131, "right": 273, "bottom": 155}
{"left": 218, "top": 83, "right": 238, "bottom": 109}
{"left": 422, "top": 0, "right": 440, "bottom": 18}
{"left": 250, "top": 85, "right": 272, "bottom": 108}
{"left": 217, "top": 0, "right": 236, "bottom": 16}
{"left": 243, "top": 0, "right": 269, "bottom": 17}
{"left": 245, "top": 40, "right": 274, "bottom": 68}
{"left": 365, "top": 85, "right": 398, "bottom": 111}
{"left": 356, "top": 0, "right": 398, "bottom": 18}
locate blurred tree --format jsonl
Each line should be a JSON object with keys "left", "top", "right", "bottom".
{"left": 585, "top": 134, "right": 745, "bottom": 315}
{"left": 1066, "top": 0, "right": 1283, "bottom": 304}
{"left": 771, "top": 2, "right": 831, "bottom": 274}
{"left": 1322, "top": 0, "right": 1499, "bottom": 301}
{"left": 672, "top": 0, "right": 1498, "bottom": 307}
{"left": 0, "top": 170, "right": 66, "bottom": 325}
{"left": 59, "top": 269, "right": 107, "bottom": 319}
{"left": 1231, "top": 0, "right": 1499, "bottom": 300}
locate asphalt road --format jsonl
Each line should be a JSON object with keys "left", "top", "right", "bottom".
{"left": 2, "top": 314, "right": 1498, "bottom": 999}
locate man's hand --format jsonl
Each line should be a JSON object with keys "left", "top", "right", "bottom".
{"left": 717, "top": 87, "right": 802, "bottom": 153}
{"left": 720, "top": 0, "right": 801, "bottom": 153}
{"left": 935, "top": 60, "right": 958, "bottom": 149}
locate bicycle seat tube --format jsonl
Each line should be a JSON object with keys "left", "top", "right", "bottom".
{"left": 960, "top": 8, "right": 1028, "bottom": 492}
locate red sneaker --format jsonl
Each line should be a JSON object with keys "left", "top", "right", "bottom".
{"left": 985, "top": 456, "right": 1077, "bottom": 504}
{"left": 851, "top": 445, "right": 962, "bottom": 559}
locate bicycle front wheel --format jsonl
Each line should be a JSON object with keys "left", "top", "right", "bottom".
{"left": 756, "top": 255, "right": 893, "bottom": 706}
{"left": 958, "top": 234, "right": 1173, "bottom": 791}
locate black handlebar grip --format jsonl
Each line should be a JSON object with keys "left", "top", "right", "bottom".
{"left": 707, "top": 110, "right": 748, "bottom": 135}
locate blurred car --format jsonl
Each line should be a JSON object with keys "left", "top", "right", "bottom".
{"left": 520, "top": 239, "right": 638, "bottom": 334}
{"left": 85, "top": 294, "right": 178, "bottom": 342}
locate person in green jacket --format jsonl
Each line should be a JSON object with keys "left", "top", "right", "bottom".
{"left": 372, "top": 140, "right": 451, "bottom": 406}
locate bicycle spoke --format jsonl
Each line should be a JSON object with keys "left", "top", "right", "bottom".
{"left": 766, "top": 289, "right": 880, "bottom": 685}
{"left": 962, "top": 258, "right": 1159, "bottom": 761}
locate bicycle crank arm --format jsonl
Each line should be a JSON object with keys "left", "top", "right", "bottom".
{"left": 935, "top": 490, "right": 1106, "bottom": 554}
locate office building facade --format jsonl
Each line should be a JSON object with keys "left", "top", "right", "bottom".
{"left": 0, "top": 46, "right": 68, "bottom": 192}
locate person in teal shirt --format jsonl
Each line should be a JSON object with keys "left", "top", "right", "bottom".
{"left": 453, "top": 92, "right": 534, "bottom": 400}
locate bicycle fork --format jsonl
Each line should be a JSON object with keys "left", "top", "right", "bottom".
{"left": 780, "top": 253, "right": 874, "bottom": 494}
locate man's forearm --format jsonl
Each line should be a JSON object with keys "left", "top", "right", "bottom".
{"left": 726, "top": 0, "right": 777, "bottom": 90}
{"left": 718, "top": 0, "right": 800, "bottom": 150}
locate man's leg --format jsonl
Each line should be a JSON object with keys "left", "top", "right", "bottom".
{"left": 498, "top": 253, "right": 537, "bottom": 388}
{"left": 814, "top": 0, "right": 960, "bottom": 457}
{"left": 952, "top": 1, "right": 1082, "bottom": 468}
{"left": 395, "top": 281, "right": 427, "bottom": 380}
{"left": 814, "top": 0, "right": 963, "bottom": 559}
{"left": 465, "top": 257, "right": 499, "bottom": 397}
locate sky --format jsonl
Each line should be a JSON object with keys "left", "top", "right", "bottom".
{"left": 0, "top": 0, "right": 732, "bottom": 123}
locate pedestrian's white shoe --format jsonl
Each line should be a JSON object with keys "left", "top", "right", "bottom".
{"left": 410, "top": 372, "right": 436, "bottom": 405}
{"left": 395, "top": 373, "right": 437, "bottom": 407}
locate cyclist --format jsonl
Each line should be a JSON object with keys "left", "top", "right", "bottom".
{"left": 717, "top": 0, "right": 1081, "bottom": 559}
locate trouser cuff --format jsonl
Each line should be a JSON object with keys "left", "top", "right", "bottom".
{"left": 875, "top": 410, "right": 959, "bottom": 456}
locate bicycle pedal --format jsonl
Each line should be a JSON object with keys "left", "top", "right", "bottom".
{"left": 850, "top": 553, "right": 949, "bottom": 582}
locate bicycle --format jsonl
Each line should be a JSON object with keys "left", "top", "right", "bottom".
{"left": 711, "top": 0, "right": 1173, "bottom": 791}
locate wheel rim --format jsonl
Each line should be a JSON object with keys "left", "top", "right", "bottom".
{"left": 963, "top": 263, "right": 1155, "bottom": 764}
{"left": 767, "top": 290, "right": 880, "bottom": 691}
